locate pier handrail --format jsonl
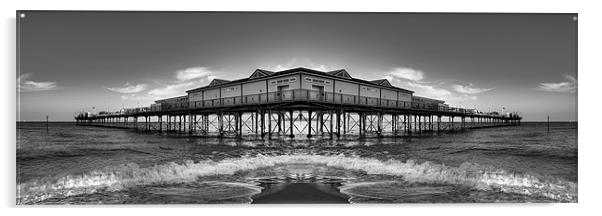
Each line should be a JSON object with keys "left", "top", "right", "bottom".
{"left": 76, "top": 89, "right": 519, "bottom": 119}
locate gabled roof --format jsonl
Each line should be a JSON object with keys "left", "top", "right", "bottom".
{"left": 370, "top": 79, "right": 393, "bottom": 88}
{"left": 208, "top": 79, "right": 231, "bottom": 87}
{"left": 249, "top": 69, "right": 275, "bottom": 79}
{"left": 186, "top": 67, "right": 414, "bottom": 94}
{"left": 326, "top": 69, "right": 352, "bottom": 79}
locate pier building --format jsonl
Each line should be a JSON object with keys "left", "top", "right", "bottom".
{"left": 75, "top": 67, "right": 521, "bottom": 139}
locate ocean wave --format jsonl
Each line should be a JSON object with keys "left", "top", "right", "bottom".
{"left": 17, "top": 154, "right": 577, "bottom": 204}
{"left": 339, "top": 181, "right": 458, "bottom": 203}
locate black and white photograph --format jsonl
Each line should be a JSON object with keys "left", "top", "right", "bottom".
{"left": 15, "top": 10, "right": 578, "bottom": 205}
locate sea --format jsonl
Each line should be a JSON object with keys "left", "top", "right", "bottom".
{"left": 16, "top": 121, "right": 577, "bottom": 204}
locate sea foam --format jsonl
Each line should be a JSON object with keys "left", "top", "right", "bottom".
{"left": 17, "top": 153, "right": 577, "bottom": 204}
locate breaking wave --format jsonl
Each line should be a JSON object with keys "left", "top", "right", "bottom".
{"left": 17, "top": 154, "right": 577, "bottom": 204}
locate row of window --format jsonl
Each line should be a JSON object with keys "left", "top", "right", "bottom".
{"left": 304, "top": 77, "right": 332, "bottom": 85}
{"left": 271, "top": 77, "right": 298, "bottom": 85}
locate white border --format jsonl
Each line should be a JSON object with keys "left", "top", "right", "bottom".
{"left": 3, "top": 0, "right": 599, "bottom": 215}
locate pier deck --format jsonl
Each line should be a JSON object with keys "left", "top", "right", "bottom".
{"left": 75, "top": 89, "right": 521, "bottom": 139}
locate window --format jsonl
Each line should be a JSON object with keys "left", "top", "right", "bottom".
{"left": 304, "top": 77, "right": 331, "bottom": 85}
{"left": 272, "top": 77, "right": 297, "bottom": 85}
{"left": 224, "top": 87, "right": 238, "bottom": 92}
{"left": 363, "top": 87, "right": 377, "bottom": 93}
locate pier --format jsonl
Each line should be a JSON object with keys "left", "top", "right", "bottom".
{"left": 75, "top": 67, "right": 521, "bottom": 139}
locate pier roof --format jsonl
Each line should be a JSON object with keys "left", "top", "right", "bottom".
{"left": 207, "top": 79, "right": 231, "bottom": 87}
{"left": 249, "top": 69, "right": 275, "bottom": 79}
{"left": 326, "top": 69, "right": 353, "bottom": 79}
{"left": 370, "top": 79, "right": 394, "bottom": 88}
{"left": 186, "top": 67, "right": 414, "bottom": 94}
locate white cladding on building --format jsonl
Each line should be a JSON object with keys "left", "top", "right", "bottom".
{"left": 153, "top": 67, "right": 447, "bottom": 111}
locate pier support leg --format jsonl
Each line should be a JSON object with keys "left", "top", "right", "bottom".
{"left": 358, "top": 112, "right": 364, "bottom": 138}
{"left": 277, "top": 112, "right": 282, "bottom": 134}
{"left": 183, "top": 115, "right": 187, "bottom": 133}
{"left": 336, "top": 110, "right": 341, "bottom": 138}
{"left": 204, "top": 114, "right": 209, "bottom": 136}
{"left": 307, "top": 110, "right": 313, "bottom": 138}
{"left": 237, "top": 112, "right": 242, "bottom": 138}
{"left": 391, "top": 114, "right": 396, "bottom": 136}
{"left": 357, "top": 113, "right": 362, "bottom": 135}
{"left": 437, "top": 116, "right": 441, "bottom": 132}
{"left": 429, "top": 115, "right": 435, "bottom": 132}
{"left": 255, "top": 111, "right": 259, "bottom": 135}
{"left": 218, "top": 113, "right": 223, "bottom": 137}
{"left": 188, "top": 113, "right": 193, "bottom": 134}
{"left": 289, "top": 110, "right": 294, "bottom": 138}
{"left": 344, "top": 112, "right": 348, "bottom": 135}
{"left": 167, "top": 115, "right": 170, "bottom": 132}
{"left": 318, "top": 112, "right": 323, "bottom": 135}
{"left": 407, "top": 114, "right": 412, "bottom": 135}
{"left": 260, "top": 110, "right": 265, "bottom": 139}
{"left": 414, "top": 115, "right": 420, "bottom": 132}
{"left": 268, "top": 110, "right": 272, "bottom": 140}
{"left": 192, "top": 114, "right": 197, "bottom": 133}
{"left": 159, "top": 115, "right": 162, "bottom": 132}
{"left": 418, "top": 115, "right": 422, "bottom": 133}
{"left": 377, "top": 112, "right": 382, "bottom": 138}
{"left": 178, "top": 115, "right": 182, "bottom": 133}
{"left": 329, "top": 110, "right": 334, "bottom": 139}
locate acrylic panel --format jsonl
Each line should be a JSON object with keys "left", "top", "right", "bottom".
{"left": 16, "top": 11, "right": 578, "bottom": 204}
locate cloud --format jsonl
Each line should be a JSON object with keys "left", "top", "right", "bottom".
{"left": 537, "top": 74, "right": 577, "bottom": 93}
{"left": 145, "top": 67, "right": 217, "bottom": 98}
{"left": 393, "top": 81, "right": 478, "bottom": 106}
{"left": 17, "top": 73, "right": 60, "bottom": 92}
{"left": 386, "top": 67, "right": 424, "bottom": 81}
{"left": 207, "top": 75, "right": 218, "bottom": 80}
{"left": 306, "top": 58, "right": 331, "bottom": 71}
{"left": 105, "top": 82, "right": 147, "bottom": 94}
{"left": 384, "top": 67, "right": 448, "bottom": 99}
{"left": 451, "top": 84, "right": 494, "bottom": 94}
{"left": 176, "top": 67, "right": 214, "bottom": 81}
{"left": 268, "top": 58, "right": 298, "bottom": 71}
{"left": 111, "top": 66, "right": 217, "bottom": 103}
{"left": 445, "top": 94, "right": 478, "bottom": 103}
{"left": 404, "top": 81, "right": 452, "bottom": 99}
{"left": 147, "top": 80, "right": 202, "bottom": 98}
{"left": 265, "top": 58, "right": 332, "bottom": 71}
{"left": 384, "top": 67, "right": 481, "bottom": 108}
{"left": 120, "top": 94, "right": 156, "bottom": 101}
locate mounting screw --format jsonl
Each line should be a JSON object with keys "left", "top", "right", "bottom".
{"left": 20, "top": 13, "right": 26, "bottom": 18}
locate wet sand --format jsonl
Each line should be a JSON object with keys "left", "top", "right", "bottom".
{"left": 252, "top": 183, "right": 350, "bottom": 204}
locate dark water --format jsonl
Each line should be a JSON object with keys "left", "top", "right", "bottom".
{"left": 16, "top": 121, "right": 577, "bottom": 204}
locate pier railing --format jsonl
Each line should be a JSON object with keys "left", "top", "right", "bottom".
{"left": 80, "top": 89, "right": 516, "bottom": 119}
{"left": 186, "top": 90, "right": 448, "bottom": 112}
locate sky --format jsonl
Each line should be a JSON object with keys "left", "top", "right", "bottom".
{"left": 17, "top": 12, "right": 577, "bottom": 121}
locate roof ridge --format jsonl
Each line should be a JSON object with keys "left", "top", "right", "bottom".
{"left": 187, "top": 68, "right": 414, "bottom": 94}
